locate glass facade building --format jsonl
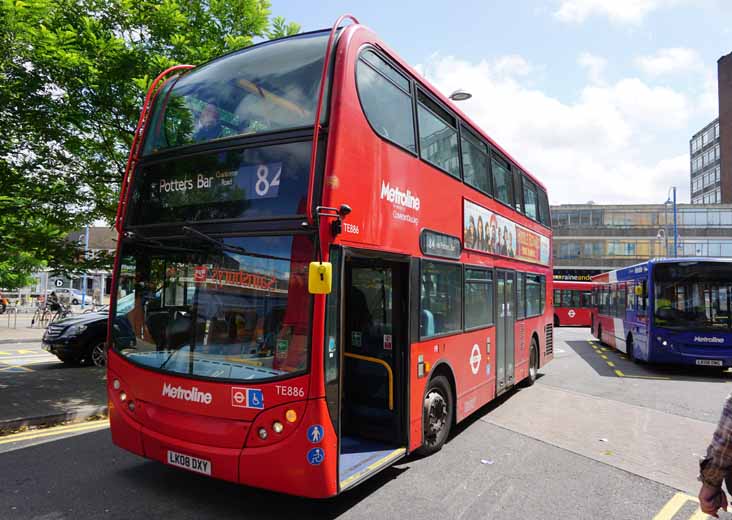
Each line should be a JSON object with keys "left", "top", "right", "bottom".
{"left": 552, "top": 203, "right": 732, "bottom": 274}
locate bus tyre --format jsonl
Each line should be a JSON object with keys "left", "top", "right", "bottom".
{"left": 523, "top": 339, "right": 540, "bottom": 387}
{"left": 627, "top": 335, "right": 637, "bottom": 363}
{"left": 417, "top": 375, "right": 453, "bottom": 456}
{"left": 553, "top": 315, "right": 560, "bottom": 327}
{"left": 597, "top": 324, "right": 603, "bottom": 346}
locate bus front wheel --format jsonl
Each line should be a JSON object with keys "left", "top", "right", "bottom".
{"left": 627, "top": 334, "right": 638, "bottom": 363}
{"left": 417, "top": 375, "right": 453, "bottom": 456}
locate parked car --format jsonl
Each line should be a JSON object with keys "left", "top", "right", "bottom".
{"left": 41, "top": 292, "right": 135, "bottom": 367}
{"left": 42, "top": 311, "right": 109, "bottom": 367}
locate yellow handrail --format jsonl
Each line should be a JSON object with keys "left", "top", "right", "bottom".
{"left": 343, "top": 352, "right": 394, "bottom": 411}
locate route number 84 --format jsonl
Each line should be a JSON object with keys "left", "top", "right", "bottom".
{"left": 255, "top": 164, "right": 281, "bottom": 197}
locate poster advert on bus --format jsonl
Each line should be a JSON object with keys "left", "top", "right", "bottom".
{"left": 463, "top": 200, "right": 550, "bottom": 266}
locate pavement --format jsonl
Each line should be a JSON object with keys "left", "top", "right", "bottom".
{"left": 0, "top": 340, "right": 107, "bottom": 432}
{"left": 0, "top": 314, "right": 45, "bottom": 344}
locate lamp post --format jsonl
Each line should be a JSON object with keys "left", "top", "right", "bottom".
{"left": 81, "top": 225, "right": 89, "bottom": 308}
{"left": 664, "top": 187, "right": 678, "bottom": 257}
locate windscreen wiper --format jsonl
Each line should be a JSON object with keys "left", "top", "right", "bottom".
{"left": 181, "top": 226, "right": 289, "bottom": 261}
{"left": 124, "top": 230, "right": 198, "bottom": 253}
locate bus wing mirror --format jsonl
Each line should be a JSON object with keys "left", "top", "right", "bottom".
{"left": 308, "top": 262, "right": 332, "bottom": 294}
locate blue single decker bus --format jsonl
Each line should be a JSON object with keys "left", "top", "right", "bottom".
{"left": 591, "top": 258, "right": 732, "bottom": 368}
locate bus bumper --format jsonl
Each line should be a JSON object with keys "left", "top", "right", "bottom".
{"left": 108, "top": 373, "right": 339, "bottom": 498}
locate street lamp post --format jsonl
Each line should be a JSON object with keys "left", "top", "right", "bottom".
{"left": 664, "top": 187, "right": 678, "bottom": 258}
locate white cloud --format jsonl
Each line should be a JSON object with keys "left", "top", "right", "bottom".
{"left": 635, "top": 47, "right": 702, "bottom": 76}
{"left": 420, "top": 54, "right": 693, "bottom": 204}
{"left": 578, "top": 52, "right": 607, "bottom": 84}
{"left": 493, "top": 55, "right": 533, "bottom": 77}
{"left": 554, "top": 0, "right": 686, "bottom": 24}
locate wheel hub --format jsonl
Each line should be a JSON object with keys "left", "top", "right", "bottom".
{"left": 425, "top": 391, "right": 447, "bottom": 442}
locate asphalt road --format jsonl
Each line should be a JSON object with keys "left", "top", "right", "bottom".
{"left": 1, "top": 328, "right": 731, "bottom": 520}
{"left": 0, "top": 342, "right": 59, "bottom": 373}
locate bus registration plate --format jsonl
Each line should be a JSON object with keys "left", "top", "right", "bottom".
{"left": 696, "top": 359, "right": 723, "bottom": 367}
{"left": 167, "top": 450, "right": 211, "bottom": 476}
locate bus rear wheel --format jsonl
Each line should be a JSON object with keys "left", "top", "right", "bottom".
{"left": 597, "top": 324, "right": 603, "bottom": 345}
{"left": 524, "top": 338, "right": 539, "bottom": 387}
{"left": 417, "top": 375, "right": 453, "bottom": 456}
{"left": 553, "top": 315, "right": 560, "bottom": 327}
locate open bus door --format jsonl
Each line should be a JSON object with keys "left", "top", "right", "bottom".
{"left": 335, "top": 250, "right": 409, "bottom": 491}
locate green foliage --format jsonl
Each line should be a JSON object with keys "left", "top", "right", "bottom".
{"left": 0, "top": 0, "right": 299, "bottom": 288}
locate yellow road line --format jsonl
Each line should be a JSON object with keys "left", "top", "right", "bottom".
{"left": 614, "top": 369, "right": 625, "bottom": 377}
{"left": 0, "top": 420, "right": 109, "bottom": 445}
{"left": 631, "top": 375, "right": 672, "bottom": 380}
{"left": 0, "top": 365, "right": 33, "bottom": 372}
{"left": 607, "top": 361, "right": 615, "bottom": 367}
{"left": 16, "top": 349, "right": 35, "bottom": 354}
{"left": 600, "top": 355, "right": 608, "bottom": 360}
{"left": 688, "top": 507, "right": 710, "bottom": 519}
{"left": 653, "top": 492, "right": 695, "bottom": 520}
{"left": 0, "top": 351, "right": 11, "bottom": 356}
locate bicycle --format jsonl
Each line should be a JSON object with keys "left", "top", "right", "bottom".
{"left": 50, "top": 302, "right": 73, "bottom": 323}
{"left": 31, "top": 303, "right": 52, "bottom": 328}
{"left": 82, "top": 302, "right": 106, "bottom": 314}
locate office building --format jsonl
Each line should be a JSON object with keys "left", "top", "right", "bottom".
{"left": 689, "top": 51, "right": 732, "bottom": 204}
{"left": 551, "top": 203, "right": 732, "bottom": 279}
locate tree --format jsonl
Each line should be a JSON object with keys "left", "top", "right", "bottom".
{"left": 0, "top": 0, "right": 300, "bottom": 289}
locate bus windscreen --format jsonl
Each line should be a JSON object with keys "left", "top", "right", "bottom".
{"left": 142, "top": 31, "right": 329, "bottom": 154}
{"left": 111, "top": 234, "right": 313, "bottom": 382}
{"left": 654, "top": 262, "right": 732, "bottom": 330}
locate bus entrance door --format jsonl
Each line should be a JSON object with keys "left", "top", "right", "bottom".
{"left": 495, "top": 270, "right": 516, "bottom": 393}
{"left": 339, "top": 256, "right": 407, "bottom": 491}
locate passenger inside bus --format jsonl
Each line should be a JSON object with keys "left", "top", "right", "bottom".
{"left": 194, "top": 103, "right": 224, "bottom": 142}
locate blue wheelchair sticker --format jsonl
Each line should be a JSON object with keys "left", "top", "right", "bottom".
{"left": 307, "top": 424, "right": 324, "bottom": 444}
{"left": 307, "top": 447, "right": 325, "bottom": 466}
{"left": 247, "top": 389, "right": 264, "bottom": 409}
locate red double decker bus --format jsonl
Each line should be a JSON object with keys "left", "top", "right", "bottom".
{"left": 553, "top": 281, "right": 594, "bottom": 327}
{"left": 107, "top": 16, "right": 553, "bottom": 498}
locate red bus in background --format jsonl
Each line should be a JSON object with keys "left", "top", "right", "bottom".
{"left": 553, "top": 281, "right": 594, "bottom": 327}
{"left": 107, "top": 15, "right": 553, "bottom": 498}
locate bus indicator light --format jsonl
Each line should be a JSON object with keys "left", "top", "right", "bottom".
{"left": 285, "top": 409, "right": 297, "bottom": 423}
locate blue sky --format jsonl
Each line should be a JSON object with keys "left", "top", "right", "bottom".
{"left": 271, "top": 0, "right": 732, "bottom": 205}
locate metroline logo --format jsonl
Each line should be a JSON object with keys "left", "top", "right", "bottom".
{"left": 162, "top": 383, "right": 213, "bottom": 405}
{"left": 693, "top": 336, "right": 725, "bottom": 344}
{"left": 380, "top": 181, "right": 420, "bottom": 211}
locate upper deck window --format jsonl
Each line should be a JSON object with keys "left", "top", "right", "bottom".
{"left": 523, "top": 176, "right": 539, "bottom": 221}
{"left": 143, "top": 31, "right": 330, "bottom": 155}
{"left": 491, "top": 153, "right": 513, "bottom": 207}
{"left": 417, "top": 90, "right": 460, "bottom": 178}
{"left": 356, "top": 50, "right": 416, "bottom": 152}
{"left": 461, "top": 125, "right": 491, "bottom": 196}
